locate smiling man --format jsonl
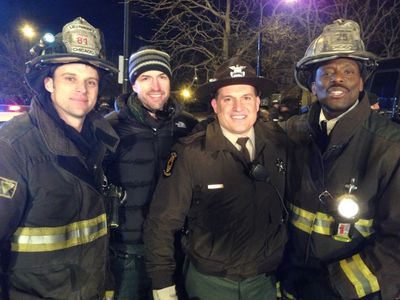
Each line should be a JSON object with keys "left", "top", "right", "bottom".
{"left": 0, "top": 17, "right": 119, "bottom": 299}
{"left": 44, "top": 63, "right": 100, "bottom": 131}
{"left": 143, "top": 57, "right": 292, "bottom": 300}
{"left": 279, "top": 19, "right": 400, "bottom": 300}
{"left": 104, "top": 47, "right": 197, "bottom": 300}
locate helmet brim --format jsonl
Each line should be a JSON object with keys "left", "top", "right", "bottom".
{"left": 27, "top": 53, "right": 118, "bottom": 74}
{"left": 25, "top": 54, "right": 118, "bottom": 95}
{"left": 294, "top": 52, "right": 378, "bottom": 91}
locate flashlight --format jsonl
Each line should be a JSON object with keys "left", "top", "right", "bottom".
{"left": 29, "top": 33, "right": 55, "bottom": 56}
{"left": 332, "top": 178, "right": 360, "bottom": 242}
{"left": 335, "top": 178, "right": 360, "bottom": 220}
{"left": 336, "top": 193, "right": 360, "bottom": 219}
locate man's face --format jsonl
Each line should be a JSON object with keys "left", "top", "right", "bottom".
{"left": 211, "top": 84, "right": 260, "bottom": 135}
{"left": 132, "top": 70, "right": 170, "bottom": 111}
{"left": 312, "top": 58, "right": 363, "bottom": 119}
{"left": 44, "top": 63, "right": 99, "bottom": 131}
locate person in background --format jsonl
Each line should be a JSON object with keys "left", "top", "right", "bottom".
{"left": 269, "top": 96, "right": 301, "bottom": 122}
{"left": 104, "top": 47, "right": 197, "bottom": 300}
{"left": 144, "top": 56, "right": 292, "bottom": 300}
{"left": 279, "top": 19, "right": 400, "bottom": 300}
{"left": 0, "top": 17, "right": 119, "bottom": 299}
{"left": 368, "top": 92, "right": 380, "bottom": 111}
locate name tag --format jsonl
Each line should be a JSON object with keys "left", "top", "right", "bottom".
{"left": 207, "top": 184, "right": 224, "bottom": 189}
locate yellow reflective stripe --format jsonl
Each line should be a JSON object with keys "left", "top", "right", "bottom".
{"left": 353, "top": 254, "right": 380, "bottom": 293}
{"left": 276, "top": 281, "right": 282, "bottom": 298}
{"left": 289, "top": 203, "right": 315, "bottom": 234}
{"left": 282, "top": 289, "right": 296, "bottom": 300}
{"left": 11, "top": 214, "right": 107, "bottom": 252}
{"left": 339, "top": 254, "right": 380, "bottom": 298}
{"left": 104, "top": 290, "right": 114, "bottom": 300}
{"left": 290, "top": 217, "right": 313, "bottom": 234}
{"left": 289, "top": 203, "right": 374, "bottom": 238}
{"left": 354, "top": 219, "right": 375, "bottom": 237}
{"left": 289, "top": 203, "right": 315, "bottom": 221}
{"left": 313, "top": 212, "right": 334, "bottom": 235}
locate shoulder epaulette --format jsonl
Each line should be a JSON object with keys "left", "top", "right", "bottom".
{"left": 0, "top": 113, "right": 33, "bottom": 144}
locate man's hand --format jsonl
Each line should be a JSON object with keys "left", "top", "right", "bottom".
{"left": 152, "top": 285, "right": 178, "bottom": 300}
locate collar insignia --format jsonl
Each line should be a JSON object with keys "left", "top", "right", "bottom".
{"left": 275, "top": 158, "right": 286, "bottom": 173}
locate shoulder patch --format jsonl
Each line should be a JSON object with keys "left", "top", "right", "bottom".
{"left": 163, "top": 152, "right": 178, "bottom": 177}
{"left": 0, "top": 176, "right": 18, "bottom": 199}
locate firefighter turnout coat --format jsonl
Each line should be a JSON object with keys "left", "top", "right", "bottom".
{"left": 280, "top": 94, "right": 400, "bottom": 299}
{"left": 0, "top": 99, "right": 119, "bottom": 299}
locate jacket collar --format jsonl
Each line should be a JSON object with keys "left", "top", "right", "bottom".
{"left": 204, "top": 119, "right": 270, "bottom": 155}
{"left": 308, "top": 92, "right": 370, "bottom": 147}
{"left": 30, "top": 98, "right": 119, "bottom": 156}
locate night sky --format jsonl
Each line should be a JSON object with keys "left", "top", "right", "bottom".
{"left": 1, "top": 0, "right": 151, "bottom": 59}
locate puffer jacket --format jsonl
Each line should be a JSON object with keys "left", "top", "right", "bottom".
{"left": 144, "top": 119, "right": 291, "bottom": 289}
{"left": 105, "top": 93, "right": 197, "bottom": 245}
{"left": 0, "top": 99, "right": 119, "bottom": 300}
{"left": 280, "top": 94, "right": 400, "bottom": 299}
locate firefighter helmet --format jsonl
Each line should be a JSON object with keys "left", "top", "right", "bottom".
{"left": 295, "top": 19, "right": 377, "bottom": 91}
{"left": 25, "top": 17, "right": 118, "bottom": 94}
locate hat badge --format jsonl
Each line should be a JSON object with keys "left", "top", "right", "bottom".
{"left": 229, "top": 65, "right": 246, "bottom": 78}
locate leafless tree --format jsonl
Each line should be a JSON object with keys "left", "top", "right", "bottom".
{"left": 132, "top": 0, "right": 400, "bottom": 94}
{"left": 262, "top": 0, "right": 400, "bottom": 56}
{"left": 133, "top": 0, "right": 263, "bottom": 84}
{"left": 2, "top": 0, "right": 400, "bottom": 100}
{"left": 0, "top": 34, "right": 32, "bottom": 103}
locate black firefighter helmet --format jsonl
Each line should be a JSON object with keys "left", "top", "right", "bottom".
{"left": 25, "top": 17, "right": 118, "bottom": 95}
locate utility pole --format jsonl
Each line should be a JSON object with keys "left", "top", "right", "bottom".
{"left": 122, "top": 0, "right": 131, "bottom": 93}
{"left": 256, "top": 4, "right": 263, "bottom": 77}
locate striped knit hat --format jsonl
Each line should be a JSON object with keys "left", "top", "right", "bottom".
{"left": 128, "top": 47, "right": 172, "bottom": 84}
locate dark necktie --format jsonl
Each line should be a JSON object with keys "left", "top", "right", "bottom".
{"left": 236, "top": 137, "right": 251, "bottom": 162}
{"left": 321, "top": 120, "right": 328, "bottom": 137}
{"left": 319, "top": 120, "right": 329, "bottom": 153}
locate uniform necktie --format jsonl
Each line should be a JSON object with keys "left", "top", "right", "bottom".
{"left": 321, "top": 120, "right": 328, "bottom": 137}
{"left": 236, "top": 137, "right": 251, "bottom": 162}
{"left": 319, "top": 120, "right": 329, "bottom": 153}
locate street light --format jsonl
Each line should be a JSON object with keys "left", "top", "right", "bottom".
{"left": 256, "top": 0, "right": 298, "bottom": 76}
{"left": 20, "top": 23, "right": 37, "bottom": 41}
{"left": 180, "top": 86, "right": 193, "bottom": 102}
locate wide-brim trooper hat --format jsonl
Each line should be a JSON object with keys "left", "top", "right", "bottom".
{"left": 295, "top": 19, "right": 378, "bottom": 91}
{"left": 25, "top": 17, "right": 118, "bottom": 94}
{"left": 196, "top": 57, "right": 276, "bottom": 101}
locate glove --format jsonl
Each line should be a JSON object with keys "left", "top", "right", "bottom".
{"left": 152, "top": 285, "right": 178, "bottom": 300}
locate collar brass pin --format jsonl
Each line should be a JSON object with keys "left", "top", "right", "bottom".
{"left": 275, "top": 158, "right": 285, "bottom": 173}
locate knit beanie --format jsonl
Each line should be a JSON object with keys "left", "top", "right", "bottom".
{"left": 128, "top": 47, "right": 172, "bottom": 84}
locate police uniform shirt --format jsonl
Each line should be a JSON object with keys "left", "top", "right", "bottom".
{"left": 220, "top": 126, "right": 255, "bottom": 161}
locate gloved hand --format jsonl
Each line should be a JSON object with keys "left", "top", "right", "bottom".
{"left": 152, "top": 285, "right": 178, "bottom": 300}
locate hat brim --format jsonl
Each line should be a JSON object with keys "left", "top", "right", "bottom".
{"left": 195, "top": 77, "right": 276, "bottom": 101}
{"left": 295, "top": 52, "right": 378, "bottom": 91}
{"left": 25, "top": 54, "right": 118, "bottom": 95}
{"left": 27, "top": 53, "right": 119, "bottom": 74}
